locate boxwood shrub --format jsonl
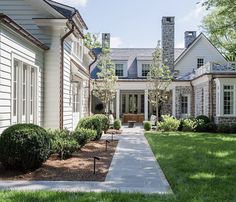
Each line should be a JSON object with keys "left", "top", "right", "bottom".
{"left": 73, "top": 128, "right": 97, "bottom": 147}
{"left": 48, "top": 129, "right": 79, "bottom": 160}
{"left": 144, "top": 121, "right": 152, "bottom": 131}
{"left": 114, "top": 119, "right": 121, "bottom": 130}
{"left": 93, "top": 114, "right": 109, "bottom": 133}
{"left": 77, "top": 116, "right": 103, "bottom": 140}
{"left": 0, "top": 124, "right": 50, "bottom": 171}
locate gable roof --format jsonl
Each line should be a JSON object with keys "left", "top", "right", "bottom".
{"left": 0, "top": 14, "right": 49, "bottom": 50}
{"left": 44, "top": 0, "right": 88, "bottom": 29}
{"left": 174, "top": 33, "right": 226, "bottom": 65}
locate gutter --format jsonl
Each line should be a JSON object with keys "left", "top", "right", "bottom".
{"left": 60, "top": 24, "right": 75, "bottom": 130}
{"left": 0, "top": 13, "right": 49, "bottom": 50}
{"left": 88, "top": 51, "right": 97, "bottom": 116}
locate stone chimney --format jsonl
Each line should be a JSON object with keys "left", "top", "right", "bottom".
{"left": 185, "top": 31, "right": 196, "bottom": 48}
{"left": 102, "top": 33, "right": 110, "bottom": 48}
{"left": 162, "top": 16, "right": 175, "bottom": 72}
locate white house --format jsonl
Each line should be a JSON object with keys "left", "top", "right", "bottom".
{"left": 0, "top": 0, "right": 96, "bottom": 133}
{"left": 91, "top": 17, "right": 236, "bottom": 125}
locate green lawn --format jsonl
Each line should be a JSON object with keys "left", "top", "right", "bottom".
{"left": 0, "top": 132, "right": 236, "bottom": 202}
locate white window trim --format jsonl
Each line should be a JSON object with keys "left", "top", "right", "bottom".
{"left": 180, "top": 94, "right": 191, "bottom": 118}
{"left": 137, "top": 60, "right": 152, "bottom": 78}
{"left": 215, "top": 78, "right": 236, "bottom": 117}
{"left": 72, "top": 38, "right": 84, "bottom": 62}
{"left": 113, "top": 61, "right": 128, "bottom": 78}
{"left": 11, "top": 53, "right": 39, "bottom": 125}
{"left": 196, "top": 56, "right": 205, "bottom": 69}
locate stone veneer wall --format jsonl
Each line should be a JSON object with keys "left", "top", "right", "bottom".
{"left": 194, "top": 81, "right": 210, "bottom": 117}
{"left": 175, "top": 86, "right": 193, "bottom": 118}
{"left": 214, "top": 117, "right": 236, "bottom": 125}
{"left": 161, "top": 91, "right": 172, "bottom": 116}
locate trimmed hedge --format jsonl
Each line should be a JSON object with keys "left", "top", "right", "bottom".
{"left": 0, "top": 124, "right": 50, "bottom": 171}
{"left": 93, "top": 114, "right": 109, "bottom": 133}
{"left": 144, "top": 121, "right": 152, "bottom": 131}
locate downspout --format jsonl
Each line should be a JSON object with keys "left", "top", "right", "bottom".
{"left": 60, "top": 24, "right": 75, "bottom": 130}
{"left": 88, "top": 53, "right": 97, "bottom": 116}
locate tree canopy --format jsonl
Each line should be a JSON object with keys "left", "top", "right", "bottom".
{"left": 202, "top": 0, "right": 236, "bottom": 60}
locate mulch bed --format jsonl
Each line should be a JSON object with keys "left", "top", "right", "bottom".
{"left": 0, "top": 140, "right": 118, "bottom": 182}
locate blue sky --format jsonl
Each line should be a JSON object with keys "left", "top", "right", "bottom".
{"left": 56, "top": 0, "right": 207, "bottom": 48}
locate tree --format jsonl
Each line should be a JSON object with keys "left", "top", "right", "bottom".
{"left": 84, "top": 32, "right": 101, "bottom": 49}
{"left": 92, "top": 47, "right": 117, "bottom": 113}
{"left": 202, "top": 0, "right": 236, "bottom": 60}
{"left": 147, "top": 41, "right": 173, "bottom": 124}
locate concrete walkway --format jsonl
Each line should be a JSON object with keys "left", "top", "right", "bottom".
{"left": 0, "top": 126, "right": 171, "bottom": 194}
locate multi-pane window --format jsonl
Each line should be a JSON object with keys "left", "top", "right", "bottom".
{"left": 73, "top": 38, "right": 83, "bottom": 60}
{"left": 122, "top": 95, "right": 126, "bottom": 113}
{"left": 12, "top": 59, "right": 37, "bottom": 124}
{"left": 115, "top": 64, "right": 124, "bottom": 77}
{"left": 72, "top": 83, "right": 81, "bottom": 113}
{"left": 223, "top": 85, "right": 234, "bottom": 115}
{"left": 197, "top": 58, "right": 204, "bottom": 68}
{"left": 142, "top": 64, "right": 150, "bottom": 77}
{"left": 181, "top": 96, "right": 188, "bottom": 114}
{"left": 141, "top": 94, "right": 144, "bottom": 113}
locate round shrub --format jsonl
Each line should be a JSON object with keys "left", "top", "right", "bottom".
{"left": 0, "top": 124, "right": 50, "bottom": 171}
{"left": 144, "top": 121, "right": 152, "bottom": 131}
{"left": 196, "top": 115, "right": 210, "bottom": 124}
{"left": 77, "top": 116, "right": 103, "bottom": 140}
{"left": 114, "top": 119, "right": 121, "bottom": 130}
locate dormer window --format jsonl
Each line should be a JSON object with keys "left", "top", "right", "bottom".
{"left": 72, "top": 38, "right": 83, "bottom": 61}
{"left": 197, "top": 58, "right": 204, "bottom": 68}
{"left": 115, "top": 64, "right": 124, "bottom": 77}
{"left": 142, "top": 64, "right": 150, "bottom": 77}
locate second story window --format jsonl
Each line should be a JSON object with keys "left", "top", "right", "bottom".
{"left": 142, "top": 64, "right": 150, "bottom": 77}
{"left": 197, "top": 58, "right": 204, "bottom": 68}
{"left": 72, "top": 38, "right": 83, "bottom": 61}
{"left": 115, "top": 64, "right": 124, "bottom": 77}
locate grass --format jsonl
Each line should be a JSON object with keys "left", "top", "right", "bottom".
{"left": 0, "top": 132, "right": 235, "bottom": 202}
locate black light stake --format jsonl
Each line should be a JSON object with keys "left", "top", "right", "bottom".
{"left": 105, "top": 140, "right": 110, "bottom": 151}
{"left": 93, "top": 156, "right": 100, "bottom": 174}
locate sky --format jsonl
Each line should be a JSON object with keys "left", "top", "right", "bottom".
{"left": 55, "top": 0, "right": 207, "bottom": 48}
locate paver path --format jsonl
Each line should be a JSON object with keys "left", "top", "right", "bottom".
{"left": 0, "top": 126, "right": 171, "bottom": 193}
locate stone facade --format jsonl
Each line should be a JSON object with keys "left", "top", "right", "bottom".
{"left": 174, "top": 86, "right": 193, "bottom": 118}
{"left": 162, "top": 17, "right": 175, "bottom": 72}
{"left": 194, "top": 81, "right": 210, "bottom": 117}
{"left": 214, "top": 117, "right": 236, "bottom": 125}
{"left": 184, "top": 31, "right": 197, "bottom": 48}
{"left": 161, "top": 92, "right": 172, "bottom": 116}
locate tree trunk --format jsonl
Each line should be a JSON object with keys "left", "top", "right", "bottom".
{"left": 156, "top": 102, "right": 159, "bottom": 131}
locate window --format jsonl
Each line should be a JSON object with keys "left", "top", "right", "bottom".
{"left": 12, "top": 59, "right": 37, "bottom": 124}
{"left": 141, "top": 94, "right": 144, "bottom": 113}
{"left": 122, "top": 94, "right": 126, "bottom": 113}
{"left": 142, "top": 64, "right": 150, "bottom": 77}
{"left": 72, "top": 83, "right": 81, "bottom": 113}
{"left": 197, "top": 58, "right": 204, "bottom": 68}
{"left": 72, "top": 38, "right": 83, "bottom": 60}
{"left": 223, "top": 85, "right": 234, "bottom": 115}
{"left": 181, "top": 96, "right": 188, "bottom": 114}
{"left": 115, "top": 64, "right": 124, "bottom": 77}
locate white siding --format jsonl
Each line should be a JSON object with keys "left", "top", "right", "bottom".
{"left": 0, "top": 24, "right": 44, "bottom": 133}
{"left": 175, "top": 35, "right": 227, "bottom": 76}
{"left": 0, "top": 0, "right": 54, "bottom": 46}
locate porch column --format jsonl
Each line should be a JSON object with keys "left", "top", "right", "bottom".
{"left": 116, "top": 89, "right": 120, "bottom": 119}
{"left": 144, "top": 90, "right": 148, "bottom": 120}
